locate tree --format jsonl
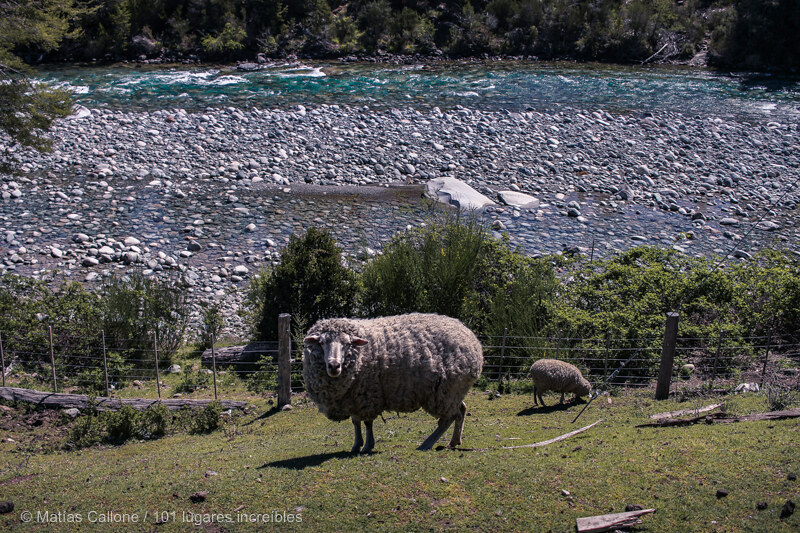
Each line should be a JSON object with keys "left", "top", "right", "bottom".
{"left": 0, "top": 0, "right": 83, "bottom": 160}
{"left": 251, "top": 227, "right": 358, "bottom": 340}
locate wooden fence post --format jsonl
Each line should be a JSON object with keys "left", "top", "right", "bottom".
{"left": 0, "top": 332, "right": 5, "bottom": 388}
{"left": 655, "top": 312, "right": 680, "bottom": 400}
{"left": 48, "top": 326, "right": 57, "bottom": 393}
{"left": 102, "top": 330, "right": 109, "bottom": 397}
{"left": 277, "top": 313, "right": 291, "bottom": 408}
{"left": 211, "top": 332, "right": 218, "bottom": 401}
{"left": 153, "top": 330, "right": 161, "bottom": 400}
{"left": 760, "top": 332, "right": 773, "bottom": 389}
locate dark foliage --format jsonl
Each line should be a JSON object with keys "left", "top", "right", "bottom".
{"left": 5, "top": 0, "right": 794, "bottom": 71}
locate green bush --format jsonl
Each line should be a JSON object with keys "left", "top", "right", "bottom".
{"left": 246, "top": 354, "right": 277, "bottom": 394}
{"left": 75, "top": 351, "right": 133, "bottom": 395}
{"left": 249, "top": 227, "right": 358, "bottom": 341}
{"left": 360, "top": 213, "right": 486, "bottom": 320}
{"left": 101, "top": 273, "right": 189, "bottom": 368}
{"left": 360, "top": 212, "right": 558, "bottom": 350}
{"left": 105, "top": 405, "right": 140, "bottom": 444}
{"left": 175, "top": 368, "right": 211, "bottom": 394}
{"left": 140, "top": 404, "right": 169, "bottom": 439}
{"left": 0, "top": 275, "right": 102, "bottom": 370}
{"left": 198, "top": 302, "right": 225, "bottom": 350}
{"left": 190, "top": 402, "right": 223, "bottom": 434}
{"left": 67, "top": 412, "right": 106, "bottom": 448}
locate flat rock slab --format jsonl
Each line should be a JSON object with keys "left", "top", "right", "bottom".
{"left": 425, "top": 177, "right": 496, "bottom": 210}
{"left": 498, "top": 190, "right": 540, "bottom": 209}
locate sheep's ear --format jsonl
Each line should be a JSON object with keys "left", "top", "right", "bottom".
{"left": 351, "top": 337, "right": 368, "bottom": 346}
{"left": 303, "top": 335, "right": 320, "bottom": 345}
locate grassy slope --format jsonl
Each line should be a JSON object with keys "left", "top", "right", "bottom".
{"left": 1, "top": 390, "right": 798, "bottom": 532}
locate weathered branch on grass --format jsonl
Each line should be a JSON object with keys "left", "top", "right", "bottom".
{"left": 502, "top": 419, "right": 602, "bottom": 449}
{"left": 636, "top": 408, "right": 800, "bottom": 428}
{"left": 649, "top": 403, "right": 722, "bottom": 420}
{"left": 0, "top": 387, "right": 247, "bottom": 411}
{"left": 576, "top": 509, "right": 656, "bottom": 533}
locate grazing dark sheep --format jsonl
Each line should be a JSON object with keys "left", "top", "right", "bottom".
{"left": 528, "top": 359, "right": 591, "bottom": 406}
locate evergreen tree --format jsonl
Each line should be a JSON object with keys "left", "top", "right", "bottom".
{"left": 0, "top": 0, "right": 83, "bottom": 160}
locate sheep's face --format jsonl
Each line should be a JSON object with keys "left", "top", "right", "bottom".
{"left": 575, "top": 379, "right": 591, "bottom": 397}
{"left": 304, "top": 332, "right": 367, "bottom": 378}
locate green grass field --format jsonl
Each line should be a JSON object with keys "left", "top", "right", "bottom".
{"left": 1, "top": 388, "right": 798, "bottom": 532}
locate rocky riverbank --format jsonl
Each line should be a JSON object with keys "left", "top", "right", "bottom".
{"left": 1, "top": 103, "right": 798, "bottom": 337}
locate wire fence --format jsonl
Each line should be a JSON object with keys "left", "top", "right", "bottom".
{"left": 1, "top": 325, "right": 799, "bottom": 403}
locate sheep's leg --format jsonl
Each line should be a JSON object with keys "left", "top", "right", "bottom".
{"left": 361, "top": 420, "right": 375, "bottom": 454}
{"left": 447, "top": 401, "right": 467, "bottom": 448}
{"left": 536, "top": 387, "right": 547, "bottom": 407}
{"left": 418, "top": 414, "right": 456, "bottom": 451}
{"left": 559, "top": 392, "right": 565, "bottom": 404}
{"left": 351, "top": 418, "right": 363, "bottom": 454}
{"left": 533, "top": 386, "right": 540, "bottom": 406}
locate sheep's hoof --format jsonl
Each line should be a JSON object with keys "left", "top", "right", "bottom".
{"left": 360, "top": 445, "right": 374, "bottom": 454}
{"left": 350, "top": 445, "right": 361, "bottom": 454}
{"left": 416, "top": 443, "right": 433, "bottom": 451}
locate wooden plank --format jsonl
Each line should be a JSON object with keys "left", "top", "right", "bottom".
{"left": 576, "top": 509, "right": 655, "bottom": 533}
{"left": 502, "top": 419, "right": 602, "bottom": 449}
{"left": 0, "top": 387, "right": 246, "bottom": 411}
{"left": 649, "top": 403, "right": 722, "bottom": 420}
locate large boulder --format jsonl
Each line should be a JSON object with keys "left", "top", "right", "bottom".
{"left": 425, "top": 177, "right": 496, "bottom": 210}
{"left": 498, "top": 190, "right": 540, "bottom": 209}
{"left": 130, "top": 34, "right": 162, "bottom": 56}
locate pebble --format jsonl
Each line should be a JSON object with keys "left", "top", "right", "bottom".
{"left": 1, "top": 103, "right": 797, "bottom": 340}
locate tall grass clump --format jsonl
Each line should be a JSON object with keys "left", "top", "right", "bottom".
{"left": 360, "top": 212, "right": 559, "bottom": 379}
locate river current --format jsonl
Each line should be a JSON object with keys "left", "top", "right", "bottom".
{"left": 37, "top": 60, "right": 800, "bottom": 123}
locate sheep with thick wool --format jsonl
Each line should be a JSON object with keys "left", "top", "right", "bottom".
{"left": 302, "top": 313, "right": 483, "bottom": 453}
{"left": 528, "top": 359, "right": 591, "bottom": 406}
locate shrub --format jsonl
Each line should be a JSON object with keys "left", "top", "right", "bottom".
{"left": 101, "top": 273, "right": 189, "bottom": 368}
{"left": 75, "top": 351, "right": 133, "bottom": 395}
{"left": 0, "top": 275, "right": 102, "bottom": 370}
{"left": 360, "top": 211, "right": 558, "bottom": 351}
{"left": 66, "top": 404, "right": 172, "bottom": 448}
{"left": 190, "top": 402, "right": 223, "bottom": 434}
{"left": 198, "top": 301, "right": 225, "bottom": 350}
{"left": 360, "top": 212, "right": 486, "bottom": 320}
{"left": 140, "top": 404, "right": 169, "bottom": 439}
{"left": 249, "top": 227, "right": 358, "bottom": 341}
{"left": 105, "top": 405, "right": 140, "bottom": 444}
{"left": 201, "top": 19, "right": 248, "bottom": 57}
{"left": 67, "top": 412, "right": 106, "bottom": 448}
{"left": 175, "top": 368, "right": 210, "bottom": 394}
{"left": 246, "top": 354, "right": 277, "bottom": 394}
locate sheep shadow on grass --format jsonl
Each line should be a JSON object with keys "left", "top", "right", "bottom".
{"left": 243, "top": 407, "right": 282, "bottom": 426}
{"left": 517, "top": 399, "right": 585, "bottom": 417}
{"left": 261, "top": 451, "right": 357, "bottom": 470}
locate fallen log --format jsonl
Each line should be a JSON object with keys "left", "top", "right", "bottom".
{"left": 636, "top": 408, "right": 800, "bottom": 428}
{"left": 0, "top": 386, "right": 247, "bottom": 411}
{"left": 502, "top": 419, "right": 602, "bottom": 449}
{"left": 649, "top": 403, "right": 722, "bottom": 420}
{"left": 576, "top": 509, "right": 655, "bottom": 533}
